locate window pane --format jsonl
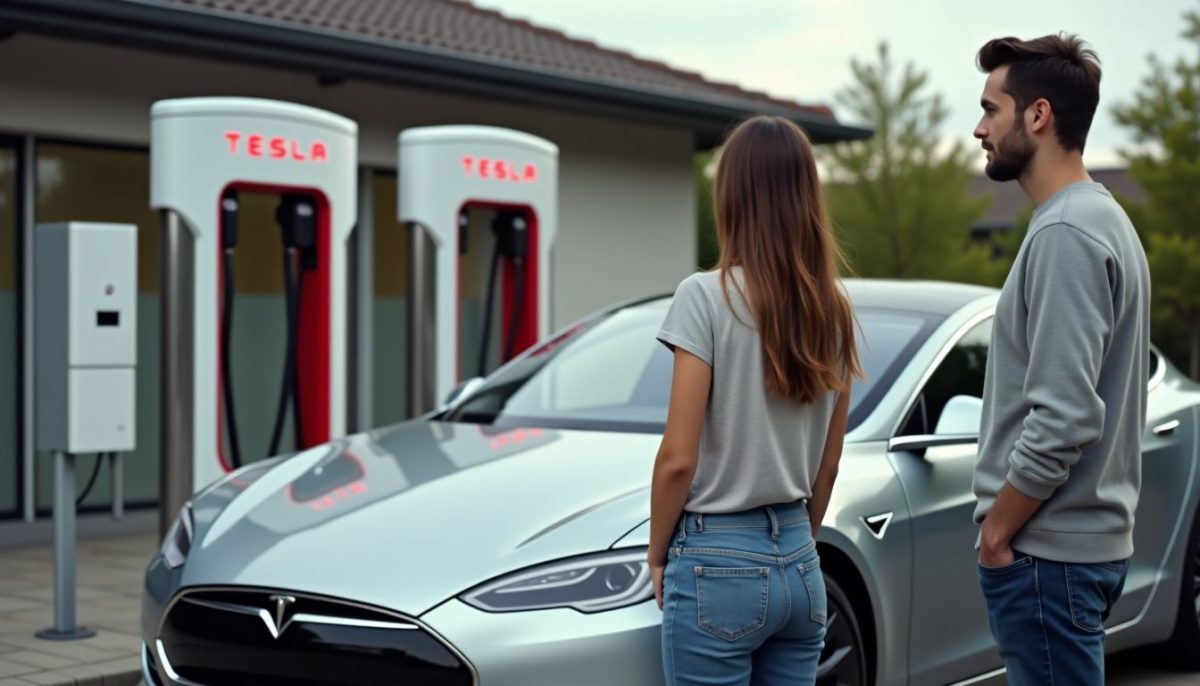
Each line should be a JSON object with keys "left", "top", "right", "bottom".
{"left": 549, "top": 322, "right": 657, "bottom": 411}
{"left": 35, "top": 143, "right": 160, "bottom": 510}
{"left": 372, "top": 173, "right": 409, "bottom": 425}
{"left": 921, "top": 319, "right": 992, "bottom": 434}
{"left": 0, "top": 146, "right": 17, "bottom": 514}
{"left": 453, "top": 307, "right": 673, "bottom": 431}
{"left": 508, "top": 309, "right": 664, "bottom": 417}
{"left": 846, "top": 309, "right": 942, "bottom": 432}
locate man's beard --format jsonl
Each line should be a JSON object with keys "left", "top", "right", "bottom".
{"left": 984, "top": 122, "right": 1036, "bottom": 182}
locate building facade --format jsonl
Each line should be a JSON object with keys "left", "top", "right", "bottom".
{"left": 0, "top": 0, "right": 868, "bottom": 535}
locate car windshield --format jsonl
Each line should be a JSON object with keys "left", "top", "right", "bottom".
{"left": 445, "top": 300, "right": 940, "bottom": 434}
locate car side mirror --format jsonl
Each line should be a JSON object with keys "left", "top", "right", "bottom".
{"left": 935, "top": 395, "right": 983, "bottom": 436}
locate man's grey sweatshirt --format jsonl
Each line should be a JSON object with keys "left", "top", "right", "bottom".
{"left": 972, "top": 181, "right": 1151, "bottom": 563}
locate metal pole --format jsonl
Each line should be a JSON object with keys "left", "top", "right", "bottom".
{"left": 36, "top": 451, "right": 94, "bottom": 640}
{"left": 160, "top": 210, "right": 193, "bottom": 539}
{"left": 406, "top": 224, "right": 435, "bottom": 417}
{"left": 110, "top": 452, "right": 123, "bottom": 520}
{"left": 51, "top": 452, "right": 75, "bottom": 631}
{"left": 353, "top": 167, "right": 374, "bottom": 431}
{"left": 20, "top": 136, "right": 34, "bottom": 523}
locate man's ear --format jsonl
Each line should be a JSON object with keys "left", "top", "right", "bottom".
{"left": 1027, "top": 98, "right": 1053, "bottom": 135}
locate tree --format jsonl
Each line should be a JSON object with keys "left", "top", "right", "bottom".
{"left": 695, "top": 150, "right": 719, "bottom": 270}
{"left": 987, "top": 204, "right": 1034, "bottom": 276}
{"left": 1112, "top": 5, "right": 1200, "bottom": 377}
{"left": 823, "top": 43, "right": 1004, "bottom": 286}
{"left": 1146, "top": 232, "right": 1200, "bottom": 377}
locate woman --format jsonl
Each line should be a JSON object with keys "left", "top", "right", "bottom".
{"left": 649, "top": 115, "right": 862, "bottom": 685}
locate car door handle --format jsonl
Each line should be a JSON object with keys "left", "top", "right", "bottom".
{"left": 1153, "top": 419, "right": 1181, "bottom": 436}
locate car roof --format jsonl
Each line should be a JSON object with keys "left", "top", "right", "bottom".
{"left": 841, "top": 279, "right": 999, "bottom": 315}
{"left": 631, "top": 277, "right": 998, "bottom": 317}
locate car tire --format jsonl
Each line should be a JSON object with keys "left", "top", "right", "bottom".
{"left": 818, "top": 574, "right": 869, "bottom": 686}
{"left": 1163, "top": 506, "right": 1200, "bottom": 670}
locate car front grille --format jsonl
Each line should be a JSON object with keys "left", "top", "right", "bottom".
{"left": 153, "top": 588, "right": 475, "bottom": 686}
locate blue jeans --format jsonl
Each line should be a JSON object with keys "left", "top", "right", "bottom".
{"left": 661, "top": 501, "right": 825, "bottom": 686}
{"left": 979, "top": 552, "right": 1129, "bottom": 685}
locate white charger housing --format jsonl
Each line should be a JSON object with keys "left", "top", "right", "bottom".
{"left": 35, "top": 222, "right": 137, "bottom": 453}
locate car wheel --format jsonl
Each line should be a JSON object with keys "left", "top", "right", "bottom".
{"left": 1164, "top": 506, "right": 1200, "bottom": 670}
{"left": 817, "top": 575, "right": 869, "bottom": 686}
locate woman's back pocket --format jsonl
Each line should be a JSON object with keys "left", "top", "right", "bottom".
{"left": 695, "top": 566, "right": 770, "bottom": 641}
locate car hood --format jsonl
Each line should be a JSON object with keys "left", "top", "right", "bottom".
{"left": 180, "top": 420, "right": 658, "bottom": 616}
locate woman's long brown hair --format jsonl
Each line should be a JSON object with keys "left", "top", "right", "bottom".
{"left": 714, "top": 115, "right": 863, "bottom": 404}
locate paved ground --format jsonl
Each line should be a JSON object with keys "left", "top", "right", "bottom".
{"left": 0, "top": 532, "right": 1196, "bottom": 685}
{"left": 0, "top": 534, "right": 151, "bottom": 686}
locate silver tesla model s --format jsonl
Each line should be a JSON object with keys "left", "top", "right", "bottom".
{"left": 141, "top": 279, "right": 1200, "bottom": 686}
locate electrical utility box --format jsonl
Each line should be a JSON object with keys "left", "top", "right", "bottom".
{"left": 36, "top": 222, "right": 137, "bottom": 453}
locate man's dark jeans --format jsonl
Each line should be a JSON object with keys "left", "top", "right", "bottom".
{"left": 979, "top": 553, "right": 1128, "bottom": 684}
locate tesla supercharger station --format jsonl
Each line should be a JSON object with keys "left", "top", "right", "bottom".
{"left": 398, "top": 126, "right": 558, "bottom": 415}
{"left": 151, "top": 98, "right": 356, "bottom": 532}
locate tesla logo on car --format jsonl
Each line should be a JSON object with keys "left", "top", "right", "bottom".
{"left": 224, "top": 131, "right": 329, "bottom": 162}
{"left": 461, "top": 155, "right": 538, "bottom": 183}
{"left": 260, "top": 595, "right": 296, "bottom": 640}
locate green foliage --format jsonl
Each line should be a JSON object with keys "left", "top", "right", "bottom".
{"left": 695, "top": 150, "right": 718, "bottom": 270}
{"left": 989, "top": 204, "right": 1034, "bottom": 273}
{"left": 1112, "top": 4, "right": 1200, "bottom": 377}
{"left": 822, "top": 42, "right": 999, "bottom": 286}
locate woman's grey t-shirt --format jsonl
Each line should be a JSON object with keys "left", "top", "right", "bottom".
{"left": 656, "top": 269, "right": 839, "bottom": 514}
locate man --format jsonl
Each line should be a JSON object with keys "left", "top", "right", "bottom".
{"left": 971, "top": 34, "right": 1151, "bottom": 684}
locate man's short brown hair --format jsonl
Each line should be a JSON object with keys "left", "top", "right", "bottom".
{"left": 978, "top": 34, "right": 1102, "bottom": 152}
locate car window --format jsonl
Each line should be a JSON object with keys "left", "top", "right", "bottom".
{"left": 447, "top": 303, "right": 941, "bottom": 434}
{"left": 449, "top": 307, "right": 675, "bottom": 433}
{"left": 526, "top": 311, "right": 664, "bottom": 414}
{"left": 847, "top": 311, "right": 941, "bottom": 431}
{"left": 899, "top": 317, "right": 992, "bottom": 437}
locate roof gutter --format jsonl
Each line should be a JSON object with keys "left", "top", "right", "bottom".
{"left": 0, "top": 0, "right": 872, "bottom": 147}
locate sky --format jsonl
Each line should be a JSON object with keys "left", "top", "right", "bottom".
{"left": 474, "top": 0, "right": 1196, "bottom": 168}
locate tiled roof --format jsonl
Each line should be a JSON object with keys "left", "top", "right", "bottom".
{"left": 153, "top": 0, "right": 836, "bottom": 119}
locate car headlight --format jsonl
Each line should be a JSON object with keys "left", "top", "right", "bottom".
{"left": 160, "top": 502, "right": 194, "bottom": 569}
{"left": 460, "top": 549, "right": 652, "bottom": 613}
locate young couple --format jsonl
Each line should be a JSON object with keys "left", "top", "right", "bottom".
{"left": 649, "top": 33, "right": 1150, "bottom": 685}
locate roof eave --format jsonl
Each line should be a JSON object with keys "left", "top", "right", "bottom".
{"left": 0, "top": 0, "right": 873, "bottom": 147}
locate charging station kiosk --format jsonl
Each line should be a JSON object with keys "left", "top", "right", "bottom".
{"left": 35, "top": 221, "right": 137, "bottom": 640}
{"left": 151, "top": 98, "right": 356, "bottom": 529}
{"left": 398, "top": 126, "right": 557, "bottom": 415}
